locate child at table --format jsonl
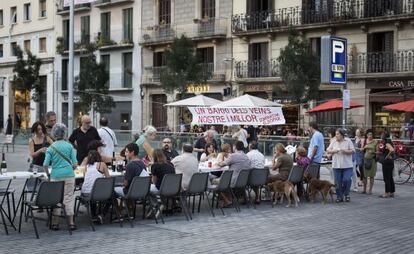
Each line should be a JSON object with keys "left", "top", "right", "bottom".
{"left": 296, "top": 146, "right": 311, "bottom": 169}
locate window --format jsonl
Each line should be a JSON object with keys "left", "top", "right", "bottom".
{"left": 310, "top": 37, "right": 321, "bottom": 58}
{"left": 201, "top": 0, "right": 215, "bottom": 18}
{"left": 81, "top": 16, "right": 90, "bottom": 44}
{"left": 0, "top": 10, "right": 3, "bottom": 26}
{"left": 100, "top": 12, "right": 111, "bottom": 41}
{"left": 24, "top": 40, "right": 31, "bottom": 52}
{"left": 39, "top": 0, "right": 47, "bottom": 18}
{"left": 0, "top": 44, "right": 3, "bottom": 58}
{"left": 11, "top": 42, "right": 18, "bottom": 56}
{"left": 122, "top": 52, "right": 132, "bottom": 88}
{"left": 367, "top": 31, "right": 394, "bottom": 72}
{"left": 11, "top": 7, "right": 17, "bottom": 24}
{"left": 62, "top": 20, "right": 69, "bottom": 50}
{"left": 62, "top": 59, "right": 68, "bottom": 90}
{"left": 24, "top": 3, "right": 31, "bottom": 21}
{"left": 122, "top": 8, "right": 133, "bottom": 43}
{"left": 197, "top": 47, "right": 214, "bottom": 79}
{"left": 101, "top": 55, "right": 110, "bottom": 87}
{"left": 247, "top": 0, "right": 273, "bottom": 13}
{"left": 159, "top": 0, "right": 171, "bottom": 24}
{"left": 248, "top": 42, "right": 269, "bottom": 77}
{"left": 153, "top": 51, "right": 165, "bottom": 67}
{"left": 39, "top": 37, "right": 46, "bottom": 53}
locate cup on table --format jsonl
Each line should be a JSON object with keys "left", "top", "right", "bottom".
{"left": 208, "top": 161, "right": 212, "bottom": 168}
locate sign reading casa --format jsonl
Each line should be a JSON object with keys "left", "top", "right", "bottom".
{"left": 188, "top": 107, "right": 285, "bottom": 125}
{"left": 321, "top": 36, "right": 347, "bottom": 85}
{"left": 64, "top": 0, "right": 97, "bottom": 7}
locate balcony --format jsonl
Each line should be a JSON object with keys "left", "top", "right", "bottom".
{"left": 140, "top": 18, "right": 227, "bottom": 46}
{"left": 57, "top": 3, "right": 90, "bottom": 15}
{"left": 94, "top": 0, "right": 134, "bottom": 8}
{"left": 142, "top": 63, "right": 226, "bottom": 84}
{"left": 232, "top": 0, "right": 414, "bottom": 35}
{"left": 235, "top": 59, "right": 280, "bottom": 80}
{"left": 348, "top": 50, "right": 414, "bottom": 75}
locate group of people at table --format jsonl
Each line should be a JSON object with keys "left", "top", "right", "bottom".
{"left": 24, "top": 113, "right": 397, "bottom": 231}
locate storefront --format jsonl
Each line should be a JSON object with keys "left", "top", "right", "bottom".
{"left": 366, "top": 78, "right": 414, "bottom": 137}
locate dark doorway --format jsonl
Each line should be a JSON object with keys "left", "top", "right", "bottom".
{"left": 152, "top": 94, "right": 167, "bottom": 131}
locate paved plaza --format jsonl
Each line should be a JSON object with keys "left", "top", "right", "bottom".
{"left": 1, "top": 145, "right": 414, "bottom": 254}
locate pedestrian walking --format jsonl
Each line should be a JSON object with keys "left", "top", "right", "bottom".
{"left": 326, "top": 129, "right": 355, "bottom": 203}
{"left": 97, "top": 117, "right": 118, "bottom": 157}
{"left": 69, "top": 115, "right": 101, "bottom": 163}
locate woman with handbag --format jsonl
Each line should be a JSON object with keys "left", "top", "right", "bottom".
{"left": 362, "top": 129, "right": 378, "bottom": 195}
{"left": 43, "top": 123, "right": 78, "bottom": 231}
{"left": 378, "top": 131, "right": 396, "bottom": 198}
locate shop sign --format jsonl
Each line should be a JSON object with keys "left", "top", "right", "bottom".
{"left": 366, "top": 78, "right": 414, "bottom": 89}
{"left": 186, "top": 84, "right": 210, "bottom": 93}
{"left": 244, "top": 84, "right": 273, "bottom": 92}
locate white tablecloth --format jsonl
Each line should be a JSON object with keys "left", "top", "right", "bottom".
{"left": 0, "top": 171, "right": 46, "bottom": 181}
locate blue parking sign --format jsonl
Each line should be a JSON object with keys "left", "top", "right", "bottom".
{"left": 321, "top": 36, "right": 347, "bottom": 85}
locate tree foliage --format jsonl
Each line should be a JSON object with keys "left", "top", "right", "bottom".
{"left": 278, "top": 29, "right": 320, "bottom": 103}
{"left": 160, "top": 35, "right": 206, "bottom": 94}
{"left": 11, "top": 46, "right": 42, "bottom": 102}
{"left": 75, "top": 43, "right": 115, "bottom": 114}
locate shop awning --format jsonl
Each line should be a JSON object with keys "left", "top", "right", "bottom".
{"left": 307, "top": 99, "right": 363, "bottom": 113}
{"left": 164, "top": 94, "right": 222, "bottom": 107}
{"left": 383, "top": 100, "right": 414, "bottom": 112}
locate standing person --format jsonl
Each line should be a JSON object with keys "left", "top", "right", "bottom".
{"left": 171, "top": 144, "right": 198, "bottom": 191}
{"left": 246, "top": 125, "right": 258, "bottom": 144}
{"left": 135, "top": 125, "right": 157, "bottom": 166}
{"left": 162, "top": 138, "right": 179, "bottom": 161}
{"left": 43, "top": 123, "right": 78, "bottom": 230}
{"left": 307, "top": 122, "right": 325, "bottom": 164}
{"left": 353, "top": 129, "right": 365, "bottom": 189}
{"left": 97, "top": 117, "right": 118, "bottom": 157}
{"left": 45, "top": 111, "right": 57, "bottom": 140}
{"left": 114, "top": 143, "right": 149, "bottom": 197}
{"left": 69, "top": 115, "right": 101, "bottom": 163}
{"left": 326, "top": 129, "right": 355, "bottom": 203}
{"left": 5, "top": 114, "right": 13, "bottom": 135}
{"left": 15, "top": 112, "right": 22, "bottom": 130}
{"left": 361, "top": 129, "right": 378, "bottom": 195}
{"left": 29, "top": 121, "right": 53, "bottom": 170}
{"left": 232, "top": 126, "right": 249, "bottom": 149}
{"left": 378, "top": 131, "right": 396, "bottom": 198}
{"left": 194, "top": 130, "right": 217, "bottom": 161}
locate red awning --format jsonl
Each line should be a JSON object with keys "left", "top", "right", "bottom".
{"left": 383, "top": 100, "right": 414, "bottom": 112}
{"left": 307, "top": 99, "right": 363, "bottom": 113}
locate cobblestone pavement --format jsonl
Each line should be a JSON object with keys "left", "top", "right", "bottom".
{"left": 1, "top": 146, "right": 414, "bottom": 254}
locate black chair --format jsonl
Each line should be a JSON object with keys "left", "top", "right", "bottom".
{"left": 75, "top": 177, "right": 122, "bottom": 231}
{"left": 208, "top": 170, "right": 234, "bottom": 216}
{"left": 0, "top": 188, "right": 16, "bottom": 221}
{"left": 19, "top": 181, "right": 71, "bottom": 239}
{"left": 247, "top": 168, "right": 269, "bottom": 208}
{"left": 120, "top": 176, "right": 152, "bottom": 227}
{"left": 156, "top": 174, "right": 190, "bottom": 223}
{"left": 231, "top": 169, "right": 251, "bottom": 212}
{"left": 114, "top": 175, "right": 125, "bottom": 187}
{"left": 304, "top": 163, "right": 321, "bottom": 200}
{"left": 288, "top": 165, "right": 305, "bottom": 197}
{"left": 181, "top": 172, "right": 212, "bottom": 219}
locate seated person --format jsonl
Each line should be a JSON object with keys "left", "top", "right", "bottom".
{"left": 162, "top": 138, "right": 179, "bottom": 161}
{"left": 171, "top": 143, "right": 198, "bottom": 191}
{"left": 81, "top": 150, "right": 110, "bottom": 222}
{"left": 114, "top": 143, "right": 148, "bottom": 197}
{"left": 296, "top": 146, "right": 311, "bottom": 169}
{"left": 200, "top": 143, "right": 217, "bottom": 162}
{"left": 216, "top": 143, "right": 232, "bottom": 164}
{"left": 269, "top": 143, "right": 293, "bottom": 182}
{"left": 151, "top": 149, "right": 175, "bottom": 193}
{"left": 80, "top": 140, "right": 123, "bottom": 167}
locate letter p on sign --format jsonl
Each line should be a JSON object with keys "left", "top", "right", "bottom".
{"left": 332, "top": 40, "right": 344, "bottom": 63}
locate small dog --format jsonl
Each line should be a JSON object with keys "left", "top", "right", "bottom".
{"left": 303, "top": 172, "right": 335, "bottom": 204}
{"left": 267, "top": 180, "right": 300, "bottom": 207}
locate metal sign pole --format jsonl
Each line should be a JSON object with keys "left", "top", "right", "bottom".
{"left": 68, "top": 0, "right": 75, "bottom": 133}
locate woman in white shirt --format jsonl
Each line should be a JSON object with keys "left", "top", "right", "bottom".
{"left": 200, "top": 143, "right": 217, "bottom": 162}
{"left": 326, "top": 129, "right": 355, "bottom": 203}
{"left": 232, "top": 126, "right": 249, "bottom": 149}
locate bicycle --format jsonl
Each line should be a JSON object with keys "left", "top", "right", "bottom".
{"left": 393, "top": 155, "right": 413, "bottom": 185}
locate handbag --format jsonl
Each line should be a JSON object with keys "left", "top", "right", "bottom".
{"left": 50, "top": 145, "right": 77, "bottom": 170}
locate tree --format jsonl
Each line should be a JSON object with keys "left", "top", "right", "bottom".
{"left": 160, "top": 35, "right": 206, "bottom": 96}
{"left": 278, "top": 29, "right": 320, "bottom": 103}
{"left": 75, "top": 43, "right": 115, "bottom": 115}
{"left": 11, "top": 46, "right": 42, "bottom": 128}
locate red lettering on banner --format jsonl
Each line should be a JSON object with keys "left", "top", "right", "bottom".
{"left": 207, "top": 108, "right": 230, "bottom": 114}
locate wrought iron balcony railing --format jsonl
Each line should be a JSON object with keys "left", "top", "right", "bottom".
{"left": 348, "top": 50, "right": 414, "bottom": 74}
{"left": 232, "top": 0, "right": 414, "bottom": 33}
{"left": 235, "top": 59, "right": 280, "bottom": 79}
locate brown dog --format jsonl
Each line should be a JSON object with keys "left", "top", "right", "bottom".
{"left": 303, "top": 172, "right": 335, "bottom": 204}
{"left": 267, "top": 181, "right": 300, "bottom": 207}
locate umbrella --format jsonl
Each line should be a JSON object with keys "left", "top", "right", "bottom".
{"left": 307, "top": 99, "right": 363, "bottom": 113}
{"left": 211, "top": 94, "right": 282, "bottom": 108}
{"left": 383, "top": 100, "right": 414, "bottom": 112}
{"left": 164, "top": 94, "right": 222, "bottom": 107}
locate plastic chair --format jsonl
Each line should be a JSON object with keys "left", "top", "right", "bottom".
{"left": 247, "top": 168, "right": 269, "bottom": 208}
{"left": 231, "top": 169, "right": 251, "bottom": 212}
{"left": 182, "top": 172, "right": 211, "bottom": 219}
{"left": 208, "top": 170, "right": 234, "bottom": 216}
{"left": 121, "top": 176, "right": 151, "bottom": 227}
